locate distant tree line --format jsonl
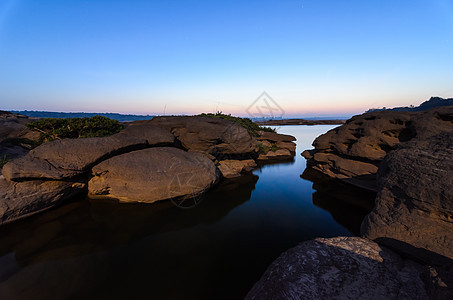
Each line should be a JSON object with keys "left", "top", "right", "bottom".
{"left": 366, "top": 97, "right": 453, "bottom": 113}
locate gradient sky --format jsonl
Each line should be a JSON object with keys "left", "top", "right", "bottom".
{"left": 1, "top": 0, "right": 452, "bottom": 117}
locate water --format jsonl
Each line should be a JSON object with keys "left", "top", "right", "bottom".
{"left": 0, "top": 125, "right": 375, "bottom": 299}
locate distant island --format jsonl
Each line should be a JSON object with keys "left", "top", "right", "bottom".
{"left": 10, "top": 111, "right": 155, "bottom": 122}
{"left": 366, "top": 96, "right": 453, "bottom": 112}
{"left": 255, "top": 119, "right": 346, "bottom": 126}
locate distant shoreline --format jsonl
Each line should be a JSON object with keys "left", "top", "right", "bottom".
{"left": 255, "top": 119, "right": 346, "bottom": 126}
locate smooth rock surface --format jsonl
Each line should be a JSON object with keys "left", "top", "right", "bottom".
{"left": 150, "top": 116, "right": 257, "bottom": 156}
{"left": 0, "top": 177, "right": 85, "bottom": 226}
{"left": 247, "top": 237, "right": 431, "bottom": 300}
{"left": 88, "top": 147, "right": 218, "bottom": 203}
{"left": 2, "top": 123, "right": 175, "bottom": 181}
{"left": 361, "top": 132, "right": 453, "bottom": 264}
{"left": 217, "top": 159, "right": 256, "bottom": 178}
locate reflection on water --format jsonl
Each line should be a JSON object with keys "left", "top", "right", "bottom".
{"left": 0, "top": 125, "right": 376, "bottom": 299}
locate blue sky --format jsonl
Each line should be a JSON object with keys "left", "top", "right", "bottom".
{"left": 1, "top": 0, "right": 452, "bottom": 117}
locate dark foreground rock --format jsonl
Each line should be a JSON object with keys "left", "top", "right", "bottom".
{"left": 361, "top": 132, "right": 453, "bottom": 264}
{"left": 2, "top": 123, "right": 175, "bottom": 181}
{"left": 303, "top": 106, "right": 453, "bottom": 190}
{"left": 88, "top": 147, "right": 218, "bottom": 203}
{"left": 247, "top": 237, "right": 451, "bottom": 300}
{"left": 0, "top": 177, "right": 85, "bottom": 225}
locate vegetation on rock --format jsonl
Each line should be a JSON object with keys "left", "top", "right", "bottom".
{"left": 198, "top": 112, "right": 275, "bottom": 136}
{"left": 0, "top": 155, "right": 8, "bottom": 168}
{"left": 26, "top": 116, "right": 123, "bottom": 143}
{"left": 258, "top": 142, "right": 279, "bottom": 154}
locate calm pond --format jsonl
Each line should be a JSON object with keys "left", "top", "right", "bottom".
{"left": 0, "top": 125, "right": 376, "bottom": 299}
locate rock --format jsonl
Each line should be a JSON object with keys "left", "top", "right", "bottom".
{"left": 88, "top": 147, "right": 218, "bottom": 203}
{"left": 311, "top": 152, "right": 378, "bottom": 179}
{"left": 303, "top": 106, "right": 453, "bottom": 188}
{"left": 0, "top": 111, "right": 39, "bottom": 143}
{"left": 259, "top": 140, "right": 272, "bottom": 148}
{"left": 301, "top": 149, "right": 314, "bottom": 159}
{"left": 150, "top": 116, "right": 257, "bottom": 157}
{"left": 0, "top": 177, "right": 85, "bottom": 226}
{"left": 276, "top": 141, "right": 296, "bottom": 153}
{"left": 2, "top": 123, "right": 175, "bottom": 181}
{"left": 257, "top": 131, "right": 296, "bottom": 143}
{"left": 361, "top": 132, "right": 453, "bottom": 265}
{"left": 217, "top": 159, "right": 256, "bottom": 178}
{"left": 247, "top": 237, "right": 434, "bottom": 300}
{"left": 257, "top": 149, "right": 293, "bottom": 161}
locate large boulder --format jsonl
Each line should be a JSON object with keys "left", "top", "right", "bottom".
{"left": 88, "top": 147, "right": 218, "bottom": 203}
{"left": 247, "top": 237, "right": 450, "bottom": 299}
{"left": 150, "top": 116, "right": 257, "bottom": 157}
{"left": 2, "top": 123, "right": 175, "bottom": 181}
{"left": 0, "top": 177, "right": 85, "bottom": 226}
{"left": 303, "top": 106, "right": 453, "bottom": 188}
{"left": 361, "top": 132, "right": 453, "bottom": 264}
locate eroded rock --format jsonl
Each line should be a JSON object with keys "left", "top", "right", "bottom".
{"left": 150, "top": 116, "right": 257, "bottom": 156}
{"left": 303, "top": 106, "right": 453, "bottom": 189}
{"left": 88, "top": 147, "right": 218, "bottom": 203}
{"left": 217, "top": 159, "right": 256, "bottom": 178}
{"left": 361, "top": 132, "right": 453, "bottom": 264}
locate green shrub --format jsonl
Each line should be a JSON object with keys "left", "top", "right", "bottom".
{"left": 26, "top": 116, "right": 123, "bottom": 143}
{"left": 198, "top": 112, "right": 275, "bottom": 136}
{"left": 257, "top": 142, "right": 279, "bottom": 154}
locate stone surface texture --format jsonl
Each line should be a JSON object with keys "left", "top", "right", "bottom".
{"left": 88, "top": 147, "right": 218, "bottom": 203}
{"left": 361, "top": 132, "right": 453, "bottom": 264}
{"left": 246, "top": 237, "right": 451, "bottom": 300}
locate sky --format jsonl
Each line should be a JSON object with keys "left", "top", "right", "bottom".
{"left": 0, "top": 0, "right": 452, "bottom": 117}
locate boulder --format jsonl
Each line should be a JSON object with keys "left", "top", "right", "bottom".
{"left": 217, "top": 159, "right": 256, "bottom": 178}
{"left": 257, "top": 149, "right": 293, "bottom": 161}
{"left": 2, "top": 123, "right": 175, "bottom": 181}
{"left": 276, "top": 141, "right": 296, "bottom": 153}
{"left": 303, "top": 106, "right": 453, "bottom": 187}
{"left": 0, "top": 177, "right": 85, "bottom": 226}
{"left": 150, "top": 116, "right": 257, "bottom": 156}
{"left": 247, "top": 237, "right": 442, "bottom": 300}
{"left": 88, "top": 147, "right": 218, "bottom": 203}
{"left": 361, "top": 132, "right": 453, "bottom": 264}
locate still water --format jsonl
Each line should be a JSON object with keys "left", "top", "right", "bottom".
{"left": 0, "top": 125, "right": 375, "bottom": 299}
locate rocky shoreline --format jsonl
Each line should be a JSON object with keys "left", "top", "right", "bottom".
{"left": 250, "top": 105, "right": 453, "bottom": 299}
{"left": 0, "top": 113, "right": 296, "bottom": 225}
